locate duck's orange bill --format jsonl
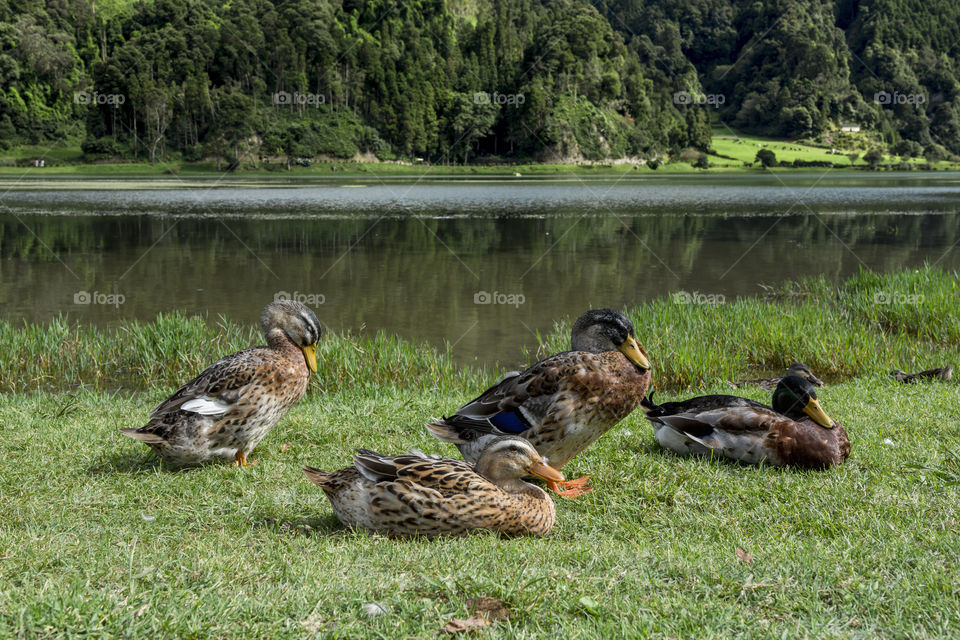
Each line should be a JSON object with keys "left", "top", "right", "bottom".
{"left": 527, "top": 461, "right": 565, "bottom": 484}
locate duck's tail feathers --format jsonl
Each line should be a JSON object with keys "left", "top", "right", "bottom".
{"left": 640, "top": 391, "right": 663, "bottom": 416}
{"left": 303, "top": 466, "right": 333, "bottom": 487}
{"left": 119, "top": 428, "right": 166, "bottom": 444}
{"left": 425, "top": 420, "right": 467, "bottom": 444}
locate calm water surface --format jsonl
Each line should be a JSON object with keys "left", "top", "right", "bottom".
{"left": 2, "top": 172, "right": 959, "bottom": 367}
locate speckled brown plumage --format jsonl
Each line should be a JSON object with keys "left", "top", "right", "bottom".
{"left": 731, "top": 362, "right": 824, "bottom": 391}
{"left": 120, "top": 300, "right": 321, "bottom": 466}
{"left": 428, "top": 309, "right": 651, "bottom": 479}
{"left": 644, "top": 376, "right": 849, "bottom": 469}
{"left": 303, "top": 438, "right": 561, "bottom": 537}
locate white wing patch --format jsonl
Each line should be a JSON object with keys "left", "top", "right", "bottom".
{"left": 181, "top": 396, "right": 231, "bottom": 416}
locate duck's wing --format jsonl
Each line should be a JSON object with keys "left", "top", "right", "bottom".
{"left": 356, "top": 452, "right": 507, "bottom": 535}
{"left": 658, "top": 404, "right": 784, "bottom": 434}
{"left": 148, "top": 346, "right": 271, "bottom": 419}
{"left": 436, "top": 351, "right": 596, "bottom": 439}
{"left": 648, "top": 395, "right": 791, "bottom": 463}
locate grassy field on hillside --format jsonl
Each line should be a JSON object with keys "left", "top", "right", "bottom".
{"left": 3, "top": 131, "right": 953, "bottom": 176}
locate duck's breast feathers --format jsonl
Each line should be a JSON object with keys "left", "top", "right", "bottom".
{"left": 149, "top": 346, "right": 298, "bottom": 418}
{"left": 769, "top": 418, "right": 851, "bottom": 468}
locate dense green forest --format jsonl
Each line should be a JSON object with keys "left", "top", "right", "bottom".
{"left": 1, "top": 0, "right": 957, "bottom": 165}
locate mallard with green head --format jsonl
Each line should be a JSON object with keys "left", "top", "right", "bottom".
{"left": 428, "top": 308, "right": 651, "bottom": 497}
{"left": 121, "top": 300, "right": 321, "bottom": 467}
{"left": 642, "top": 376, "right": 849, "bottom": 469}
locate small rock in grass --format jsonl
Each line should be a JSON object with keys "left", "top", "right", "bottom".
{"left": 362, "top": 602, "right": 387, "bottom": 617}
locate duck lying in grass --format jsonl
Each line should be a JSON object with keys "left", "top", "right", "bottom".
{"left": 121, "top": 300, "right": 320, "bottom": 467}
{"left": 732, "top": 362, "right": 823, "bottom": 390}
{"left": 303, "top": 437, "right": 563, "bottom": 537}
{"left": 642, "top": 376, "right": 849, "bottom": 469}
{"left": 428, "top": 309, "right": 651, "bottom": 497}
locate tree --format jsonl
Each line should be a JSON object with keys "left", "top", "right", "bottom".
{"left": 755, "top": 149, "right": 777, "bottom": 168}
{"left": 863, "top": 149, "right": 884, "bottom": 169}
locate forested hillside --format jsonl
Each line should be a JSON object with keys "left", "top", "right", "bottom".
{"left": 1, "top": 0, "right": 957, "bottom": 165}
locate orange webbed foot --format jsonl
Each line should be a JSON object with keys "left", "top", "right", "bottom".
{"left": 233, "top": 451, "right": 256, "bottom": 467}
{"left": 546, "top": 476, "right": 593, "bottom": 499}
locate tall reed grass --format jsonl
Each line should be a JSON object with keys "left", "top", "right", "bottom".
{"left": 539, "top": 266, "right": 959, "bottom": 390}
{"left": 1, "top": 267, "right": 956, "bottom": 394}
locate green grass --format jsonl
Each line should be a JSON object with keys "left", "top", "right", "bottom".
{"left": 1, "top": 375, "right": 958, "bottom": 638}
{"left": 536, "top": 267, "right": 960, "bottom": 390}
{"left": 2, "top": 268, "right": 959, "bottom": 637}
{"left": 7, "top": 268, "right": 953, "bottom": 395}
{"left": 5, "top": 133, "right": 956, "bottom": 176}
{"left": 0, "top": 314, "right": 488, "bottom": 395}
{"left": 710, "top": 132, "right": 854, "bottom": 166}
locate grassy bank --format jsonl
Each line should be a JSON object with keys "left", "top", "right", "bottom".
{"left": 0, "top": 269, "right": 960, "bottom": 638}
{"left": 4, "top": 268, "right": 957, "bottom": 395}
{"left": 1, "top": 375, "right": 958, "bottom": 637}
{"left": 1, "top": 269, "right": 959, "bottom": 637}
{"left": 544, "top": 267, "right": 960, "bottom": 390}
{"left": 4, "top": 132, "right": 958, "bottom": 176}
{"left": 0, "top": 314, "right": 487, "bottom": 396}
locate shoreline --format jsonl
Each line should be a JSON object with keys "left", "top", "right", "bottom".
{"left": 1, "top": 162, "right": 958, "bottom": 180}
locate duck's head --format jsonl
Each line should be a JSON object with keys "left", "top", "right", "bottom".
{"left": 571, "top": 308, "right": 650, "bottom": 370}
{"left": 261, "top": 300, "right": 322, "bottom": 372}
{"left": 772, "top": 375, "right": 835, "bottom": 428}
{"left": 474, "top": 437, "right": 564, "bottom": 489}
{"left": 786, "top": 361, "right": 823, "bottom": 386}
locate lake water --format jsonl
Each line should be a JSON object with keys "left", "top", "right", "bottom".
{"left": 2, "top": 172, "right": 959, "bottom": 368}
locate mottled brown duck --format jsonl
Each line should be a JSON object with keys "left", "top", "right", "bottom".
{"left": 303, "top": 437, "right": 563, "bottom": 537}
{"left": 732, "top": 362, "right": 823, "bottom": 390}
{"left": 428, "top": 308, "right": 651, "bottom": 497}
{"left": 120, "top": 300, "right": 321, "bottom": 466}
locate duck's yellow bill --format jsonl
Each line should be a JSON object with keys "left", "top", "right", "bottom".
{"left": 618, "top": 336, "right": 651, "bottom": 370}
{"left": 527, "top": 461, "right": 565, "bottom": 484}
{"left": 803, "top": 397, "right": 835, "bottom": 429}
{"left": 302, "top": 343, "right": 318, "bottom": 373}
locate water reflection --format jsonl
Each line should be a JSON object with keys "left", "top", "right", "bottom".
{"left": 1, "top": 173, "right": 958, "bottom": 367}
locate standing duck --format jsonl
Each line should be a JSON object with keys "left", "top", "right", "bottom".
{"left": 428, "top": 309, "right": 651, "bottom": 497}
{"left": 303, "top": 436, "right": 563, "bottom": 537}
{"left": 121, "top": 300, "right": 321, "bottom": 466}
{"left": 643, "top": 375, "right": 849, "bottom": 469}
